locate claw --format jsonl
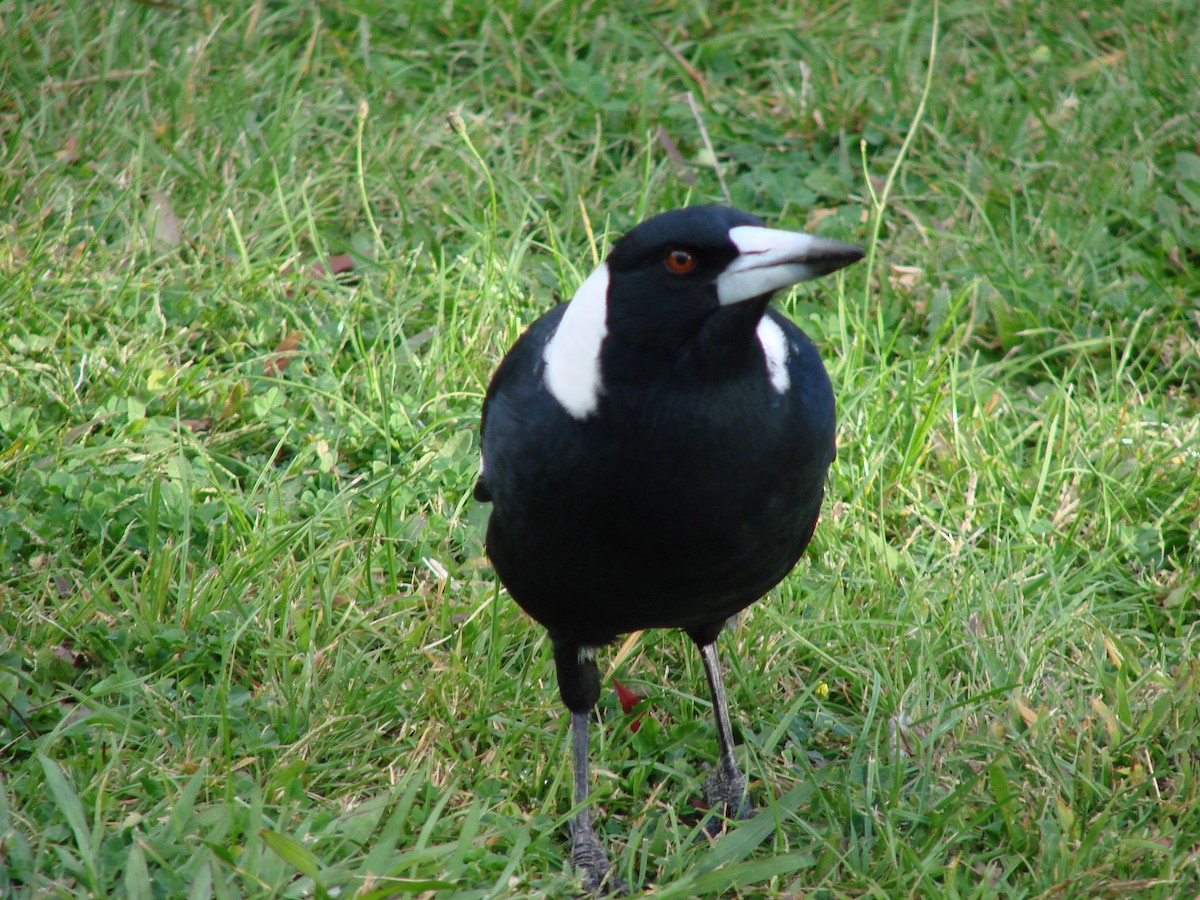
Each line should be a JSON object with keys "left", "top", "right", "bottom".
{"left": 570, "top": 823, "right": 628, "bottom": 895}
{"left": 702, "top": 766, "right": 754, "bottom": 837}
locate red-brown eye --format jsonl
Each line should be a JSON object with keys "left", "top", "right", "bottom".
{"left": 664, "top": 249, "right": 697, "bottom": 274}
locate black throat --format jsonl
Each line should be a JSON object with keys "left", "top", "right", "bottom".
{"left": 601, "top": 294, "right": 772, "bottom": 391}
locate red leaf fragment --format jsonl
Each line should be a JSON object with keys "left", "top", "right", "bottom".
{"left": 612, "top": 677, "right": 645, "bottom": 733}
{"left": 279, "top": 253, "right": 358, "bottom": 299}
{"left": 310, "top": 253, "right": 356, "bottom": 278}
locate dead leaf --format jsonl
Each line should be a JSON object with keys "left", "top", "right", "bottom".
{"left": 1014, "top": 696, "right": 1039, "bottom": 726}
{"left": 889, "top": 709, "right": 917, "bottom": 758}
{"left": 309, "top": 253, "right": 356, "bottom": 278}
{"left": 147, "top": 190, "right": 184, "bottom": 249}
{"left": 965, "top": 611, "right": 984, "bottom": 637}
{"left": 1065, "top": 49, "right": 1126, "bottom": 83}
{"left": 63, "top": 417, "right": 107, "bottom": 445}
{"left": 805, "top": 208, "right": 839, "bottom": 230}
{"left": 280, "top": 253, "right": 358, "bottom": 298}
{"left": 1091, "top": 696, "right": 1121, "bottom": 742}
{"left": 263, "top": 332, "right": 303, "bottom": 378}
{"left": 55, "top": 133, "right": 80, "bottom": 164}
{"left": 51, "top": 643, "right": 86, "bottom": 668}
{"left": 220, "top": 381, "right": 247, "bottom": 421}
{"left": 1103, "top": 636, "right": 1123, "bottom": 669}
{"left": 656, "top": 126, "right": 696, "bottom": 185}
{"left": 888, "top": 264, "right": 922, "bottom": 292}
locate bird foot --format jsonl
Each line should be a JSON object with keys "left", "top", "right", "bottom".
{"left": 570, "top": 824, "right": 627, "bottom": 895}
{"left": 702, "top": 768, "right": 754, "bottom": 837}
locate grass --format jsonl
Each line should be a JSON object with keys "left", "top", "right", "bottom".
{"left": 2, "top": 0, "right": 1199, "bottom": 896}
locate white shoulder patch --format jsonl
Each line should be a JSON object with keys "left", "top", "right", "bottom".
{"left": 756, "top": 316, "right": 791, "bottom": 394}
{"left": 543, "top": 262, "right": 610, "bottom": 419}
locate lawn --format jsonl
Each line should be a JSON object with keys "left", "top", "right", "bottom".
{"left": 2, "top": 1, "right": 1199, "bottom": 896}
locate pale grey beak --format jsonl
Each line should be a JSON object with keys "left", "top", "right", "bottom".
{"left": 716, "top": 225, "right": 864, "bottom": 305}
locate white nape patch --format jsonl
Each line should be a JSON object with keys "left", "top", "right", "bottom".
{"left": 756, "top": 316, "right": 791, "bottom": 394}
{"left": 716, "top": 225, "right": 825, "bottom": 306}
{"left": 543, "top": 263, "right": 610, "bottom": 420}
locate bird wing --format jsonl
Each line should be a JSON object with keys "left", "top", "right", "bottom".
{"left": 768, "top": 309, "right": 838, "bottom": 466}
{"left": 474, "top": 304, "right": 568, "bottom": 502}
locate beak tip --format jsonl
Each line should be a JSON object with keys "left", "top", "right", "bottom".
{"left": 814, "top": 238, "right": 866, "bottom": 275}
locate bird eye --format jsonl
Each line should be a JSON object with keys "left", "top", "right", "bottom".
{"left": 664, "top": 248, "right": 698, "bottom": 274}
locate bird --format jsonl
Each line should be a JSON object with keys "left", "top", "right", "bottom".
{"left": 474, "top": 205, "right": 863, "bottom": 892}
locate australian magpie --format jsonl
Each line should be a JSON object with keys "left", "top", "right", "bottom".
{"left": 474, "top": 205, "right": 863, "bottom": 892}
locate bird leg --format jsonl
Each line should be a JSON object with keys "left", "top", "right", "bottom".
{"left": 568, "top": 710, "right": 624, "bottom": 894}
{"left": 554, "top": 643, "right": 624, "bottom": 893}
{"left": 699, "top": 641, "right": 754, "bottom": 827}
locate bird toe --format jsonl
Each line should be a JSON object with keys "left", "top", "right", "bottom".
{"left": 702, "top": 769, "right": 754, "bottom": 836}
{"left": 571, "top": 829, "right": 627, "bottom": 895}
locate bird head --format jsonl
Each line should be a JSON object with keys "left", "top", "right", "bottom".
{"left": 543, "top": 205, "right": 863, "bottom": 419}
{"left": 610, "top": 206, "right": 860, "bottom": 302}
